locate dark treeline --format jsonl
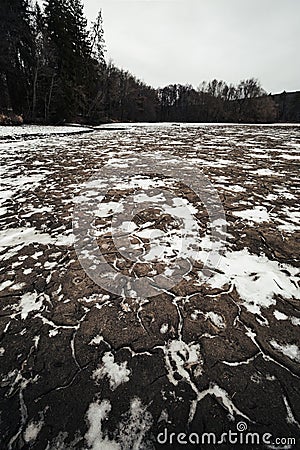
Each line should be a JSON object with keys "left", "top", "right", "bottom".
{"left": 159, "top": 80, "right": 277, "bottom": 123}
{"left": 271, "top": 91, "right": 300, "bottom": 123}
{"left": 0, "top": 0, "right": 297, "bottom": 125}
{"left": 0, "top": 0, "right": 159, "bottom": 124}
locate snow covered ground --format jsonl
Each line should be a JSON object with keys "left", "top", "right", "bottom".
{"left": 0, "top": 124, "right": 299, "bottom": 449}
{"left": 0, "top": 124, "right": 92, "bottom": 140}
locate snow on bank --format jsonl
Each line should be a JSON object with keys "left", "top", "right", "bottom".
{"left": 0, "top": 125, "right": 92, "bottom": 139}
{"left": 96, "top": 122, "right": 300, "bottom": 129}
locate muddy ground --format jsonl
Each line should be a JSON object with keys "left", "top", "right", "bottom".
{"left": 0, "top": 124, "right": 299, "bottom": 449}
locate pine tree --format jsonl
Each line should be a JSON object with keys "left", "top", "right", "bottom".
{"left": 43, "top": 0, "right": 92, "bottom": 121}
{"left": 0, "top": 0, "right": 35, "bottom": 116}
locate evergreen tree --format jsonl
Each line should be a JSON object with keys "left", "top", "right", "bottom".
{"left": 0, "top": 0, "right": 35, "bottom": 116}
{"left": 43, "top": 0, "right": 92, "bottom": 121}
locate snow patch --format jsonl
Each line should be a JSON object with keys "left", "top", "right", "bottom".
{"left": 205, "top": 249, "right": 300, "bottom": 315}
{"left": 233, "top": 206, "right": 270, "bottom": 224}
{"left": 89, "top": 335, "right": 104, "bottom": 346}
{"left": 205, "top": 312, "right": 226, "bottom": 329}
{"left": 92, "top": 352, "right": 130, "bottom": 390}
{"left": 273, "top": 310, "right": 288, "bottom": 321}
{"left": 24, "top": 420, "right": 44, "bottom": 443}
{"left": 164, "top": 340, "right": 203, "bottom": 386}
{"left": 85, "top": 397, "right": 153, "bottom": 450}
{"left": 85, "top": 400, "right": 119, "bottom": 450}
{"left": 19, "top": 292, "right": 44, "bottom": 319}
{"left": 160, "top": 324, "right": 169, "bottom": 334}
{"left": 270, "top": 340, "right": 300, "bottom": 363}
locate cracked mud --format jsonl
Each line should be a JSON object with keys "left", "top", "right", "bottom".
{"left": 0, "top": 124, "right": 299, "bottom": 449}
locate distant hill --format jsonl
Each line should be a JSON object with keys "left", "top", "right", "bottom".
{"left": 271, "top": 91, "right": 300, "bottom": 122}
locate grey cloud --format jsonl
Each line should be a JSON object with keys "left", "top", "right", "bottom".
{"left": 83, "top": 0, "right": 300, "bottom": 93}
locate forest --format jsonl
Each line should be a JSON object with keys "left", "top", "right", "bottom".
{"left": 0, "top": 0, "right": 298, "bottom": 125}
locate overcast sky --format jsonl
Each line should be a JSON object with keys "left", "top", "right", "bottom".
{"left": 83, "top": 0, "right": 300, "bottom": 93}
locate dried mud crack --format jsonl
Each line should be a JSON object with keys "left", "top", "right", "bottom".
{"left": 0, "top": 124, "right": 299, "bottom": 449}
